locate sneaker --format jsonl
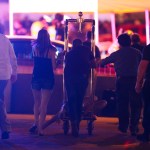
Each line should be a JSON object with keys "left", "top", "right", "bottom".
{"left": 1, "top": 131, "right": 9, "bottom": 139}
{"left": 29, "top": 125, "right": 37, "bottom": 134}
{"left": 137, "top": 133, "right": 150, "bottom": 142}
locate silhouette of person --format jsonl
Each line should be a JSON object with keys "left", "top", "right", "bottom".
{"left": 21, "top": 16, "right": 33, "bottom": 35}
{"left": 0, "top": 28, "right": 17, "bottom": 139}
{"left": 83, "top": 31, "right": 101, "bottom": 61}
{"left": 31, "top": 17, "right": 49, "bottom": 37}
{"left": 53, "top": 13, "right": 64, "bottom": 41}
{"left": 100, "top": 33, "right": 142, "bottom": 136}
{"left": 135, "top": 44, "right": 150, "bottom": 142}
{"left": 29, "top": 28, "right": 56, "bottom": 136}
{"left": 64, "top": 39, "right": 95, "bottom": 137}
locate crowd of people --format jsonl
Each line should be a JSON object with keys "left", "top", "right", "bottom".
{"left": 0, "top": 24, "right": 150, "bottom": 142}
{"left": 14, "top": 13, "right": 64, "bottom": 41}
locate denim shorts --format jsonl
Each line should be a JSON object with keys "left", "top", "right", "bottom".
{"left": 31, "top": 78, "right": 54, "bottom": 90}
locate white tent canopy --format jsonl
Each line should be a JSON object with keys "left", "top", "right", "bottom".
{"left": 9, "top": 0, "right": 99, "bottom": 42}
{"left": 9, "top": 0, "right": 150, "bottom": 14}
{"left": 99, "top": 0, "right": 150, "bottom": 13}
{"left": 9, "top": 0, "right": 150, "bottom": 43}
{"left": 99, "top": 0, "right": 150, "bottom": 44}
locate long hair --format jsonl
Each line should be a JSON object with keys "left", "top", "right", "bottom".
{"left": 34, "top": 28, "right": 53, "bottom": 54}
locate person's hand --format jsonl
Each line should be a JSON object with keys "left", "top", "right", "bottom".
{"left": 10, "top": 74, "right": 17, "bottom": 83}
{"left": 135, "top": 82, "right": 142, "bottom": 94}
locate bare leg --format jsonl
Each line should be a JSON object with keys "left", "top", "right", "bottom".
{"left": 38, "top": 89, "right": 52, "bottom": 134}
{"left": 32, "top": 89, "right": 41, "bottom": 127}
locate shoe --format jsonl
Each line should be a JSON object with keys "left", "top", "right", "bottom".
{"left": 137, "top": 133, "right": 150, "bottom": 142}
{"left": 1, "top": 131, "right": 9, "bottom": 139}
{"left": 118, "top": 127, "right": 127, "bottom": 133}
{"left": 29, "top": 125, "right": 37, "bottom": 133}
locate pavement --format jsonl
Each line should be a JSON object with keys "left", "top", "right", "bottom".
{"left": 0, "top": 114, "right": 150, "bottom": 150}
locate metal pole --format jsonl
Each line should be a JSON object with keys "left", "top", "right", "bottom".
{"left": 145, "top": 10, "right": 150, "bottom": 45}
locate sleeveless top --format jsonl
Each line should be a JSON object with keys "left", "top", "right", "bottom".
{"left": 32, "top": 57, "right": 54, "bottom": 80}
{"left": 32, "top": 45, "right": 56, "bottom": 83}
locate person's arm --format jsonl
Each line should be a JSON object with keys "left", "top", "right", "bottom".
{"left": 95, "top": 46, "right": 101, "bottom": 58}
{"left": 9, "top": 40, "right": 17, "bottom": 83}
{"left": 100, "top": 53, "right": 115, "bottom": 67}
{"left": 135, "top": 60, "right": 149, "bottom": 93}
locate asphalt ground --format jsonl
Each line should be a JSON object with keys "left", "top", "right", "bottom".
{"left": 0, "top": 114, "right": 150, "bottom": 150}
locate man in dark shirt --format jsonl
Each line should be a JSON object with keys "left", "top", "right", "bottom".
{"left": 101, "top": 33, "right": 142, "bottom": 136}
{"left": 135, "top": 44, "right": 150, "bottom": 142}
{"left": 64, "top": 39, "right": 95, "bottom": 137}
{"left": 83, "top": 31, "right": 101, "bottom": 61}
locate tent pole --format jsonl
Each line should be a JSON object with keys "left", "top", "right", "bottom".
{"left": 110, "top": 13, "right": 116, "bottom": 43}
{"left": 145, "top": 9, "right": 150, "bottom": 45}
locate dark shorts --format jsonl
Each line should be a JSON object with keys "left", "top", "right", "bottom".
{"left": 31, "top": 78, "right": 54, "bottom": 90}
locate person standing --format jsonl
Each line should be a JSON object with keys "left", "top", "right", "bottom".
{"left": 83, "top": 31, "right": 101, "bottom": 61}
{"left": 31, "top": 17, "right": 49, "bottom": 37}
{"left": 53, "top": 13, "right": 64, "bottom": 41}
{"left": 29, "top": 28, "right": 56, "bottom": 136}
{"left": 135, "top": 44, "right": 150, "bottom": 142}
{"left": 83, "top": 31, "right": 100, "bottom": 97}
{"left": 100, "top": 33, "right": 142, "bottom": 136}
{"left": 131, "top": 33, "right": 144, "bottom": 53}
{"left": 21, "top": 16, "right": 33, "bottom": 35}
{"left": 64, "top": 39, "right": 95, "bottom": 137}
{"left": 0, "top": 30, "right": 17, "bottom": 139}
